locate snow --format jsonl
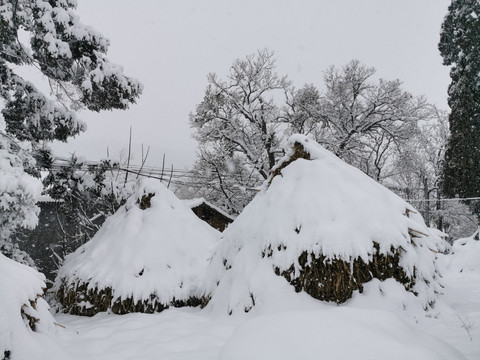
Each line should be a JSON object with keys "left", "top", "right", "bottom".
{"left": 218, "top": 308, "right": 466, "bottom": 360}
{"left": 36, "top": 194, "right": 58, "bottom": 203}
{"left": 49, "top": 254, "right": 480, "bottom": 360}
{"left": 0, "top": 253, "right": 70, "bottom": 360}
{"left": 414, "top": 234, "right": 480, "bottom": 360}
{"left": 54, "top": 309, "right": 239, "bottom": 360}
{"left": 0, "top": 135, "right": 42, "bottom": 240}
{"left": 2, "top": 138, "right": 480, "bottom": 359}
{"left": 55, "top": 179, "right": 220, "bottom": 309}
{"left": 0, "top": 150, "right": 42, "bottom": 209}
{"left": 447, "top": 232, "right": 480, "bottom": 272}
{"left": 436, "top": 232, "right": 480, "bottom": 318}
{"left": 1, "top": 224, "right": 478, "bottom": 360}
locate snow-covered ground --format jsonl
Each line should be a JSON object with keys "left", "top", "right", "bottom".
{"left": 3, "top": 139, "right": 479, "bottom": 359}
{"left": 45, "top": 237, "right": 479, "bottom": 360}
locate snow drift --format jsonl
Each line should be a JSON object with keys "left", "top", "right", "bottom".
{"left": 206, "top": 135, "right": 446, "bottom": 315}
{"left": 0, "top": 253, "right": 64, "bottom": 360}
{"left": 54, "top": 179, "right": 220, "bottom": 316}
{"left": 448, "top": 231, "right": 480, "bottom": 273}
{"left": 218, "top": 308, "right": 466, "bottom": 360}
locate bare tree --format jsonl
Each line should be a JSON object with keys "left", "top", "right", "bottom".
{"left": 179, "top": 147, "right": 260, "bottom": 215}
{"left": 190, "top": 56, "right": 435, "bottom": 215}
{"left": 315, "top": 60, "right": 428, "bottom": 180}
{"left": 190, "top": 49, "right": 292, "bottom": 181}
{"left": 189, "top": 50, "right": 293, "bottom": 212}
{"left": 388, "top": 106, "right": 477, "bottom": 238}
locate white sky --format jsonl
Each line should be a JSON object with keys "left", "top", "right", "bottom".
{"left": 51, "top": 0, "right": 451, "bottom": 168}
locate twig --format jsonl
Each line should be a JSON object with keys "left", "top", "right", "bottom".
{"left": 160, "top": 153, "right": 165, "bottom": 182}
{"left": 408, "top": 228, "right": 429, "bottom": 238}
{"left": 455, "top": 314, "right": 473, "bottom": 341}
{"left": 167, "top": 164, "right": 173, "bottom": 188}
{"left": 124, "top": 126, "right": 132, "bottom": 185}
{"left": 136, "top": 144, "right": 150, "bottom": 179}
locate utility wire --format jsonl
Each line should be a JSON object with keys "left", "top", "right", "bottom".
{"left": 47, "top": 157, "right": 480, "bottom": 202}
{"left": 404, "top": 197, "right": 480, "bottom": 203}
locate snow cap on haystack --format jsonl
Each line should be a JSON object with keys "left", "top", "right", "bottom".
{"left": 55, "top": 179, "right": 220, "bottom": 316}
{"left": 206, "top": 135, "right": 446, "bottom": 315}
{"left": 0, "top": 253, "right": 58, "bottom": 359}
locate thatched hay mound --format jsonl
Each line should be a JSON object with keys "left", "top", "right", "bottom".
{"left": 55, "top": 280, "right": 205, "bottom": 316}
{"left": 0, "top": 253, "right": 57, "bottom": 359}
{"left": 205, "top": 135, "right": 446, "bottom": 315}
{"left": 54, "top": 180, "right": 219, "bottom": 316}
{"left": 271, "top": 244, "right": 413, "bottom": 304}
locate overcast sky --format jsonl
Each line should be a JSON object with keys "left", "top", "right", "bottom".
{"left": 51, "top": 0, "right": 452, "bottom": 168}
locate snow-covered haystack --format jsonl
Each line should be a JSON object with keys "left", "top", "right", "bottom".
{"left": 54, "top": 179, "right": 220, "bottom": 316}
{"left": 206, "top": 135, "right": 446, "bottom": 314}
{"left": 0, "top": 253, "right": 57, "bottom": 359}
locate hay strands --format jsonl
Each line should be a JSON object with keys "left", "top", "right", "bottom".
{"left": 404, "top": 208, "right": 417, "bottom": 218}
{"left": 408, "top": 228, "right": 429, "bottom": 238}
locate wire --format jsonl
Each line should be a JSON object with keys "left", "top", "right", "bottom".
{"left": 404, "top": 197, "right": 480, "bottom": 203}
{"left": 48, "top": 157, "right": 480, "bottom": 202}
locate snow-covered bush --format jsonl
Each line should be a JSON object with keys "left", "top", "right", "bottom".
{"left": 0, "top": 135, "right": 42, "bottom": 264}
{"left": 0, "top": 253, "right": 59, "bottom": 360}
{"left": 0, "top": 241, "right": 36, "bottom": 269}
{"left": 54, "top": 179, "right": 220, "bottom": 316}
{"left": 206, "top": 135, "right": 446, "bottom": 315}
{"left": 447, "top": 231, "right": 480, "bottom": 273}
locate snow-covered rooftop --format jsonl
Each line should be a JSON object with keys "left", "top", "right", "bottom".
{"left": 184, "top": 197, "right": 236, "bottom": 220}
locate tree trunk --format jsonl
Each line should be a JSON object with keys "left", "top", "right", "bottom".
{"left": 423, "top": 177, "right": 430, "bottom": 227}
{"left": 436, "top": 191, "right": 443, "bottom": 231}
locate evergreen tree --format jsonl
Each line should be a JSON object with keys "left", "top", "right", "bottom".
{"left": 0, "top": 133, "right": 41, "bottom": 265}
{"left": 0, "top": 0, "right": 142, "bottom": 253}
{"left": 439, "top": 0, "right": 480, "bottom": 218}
